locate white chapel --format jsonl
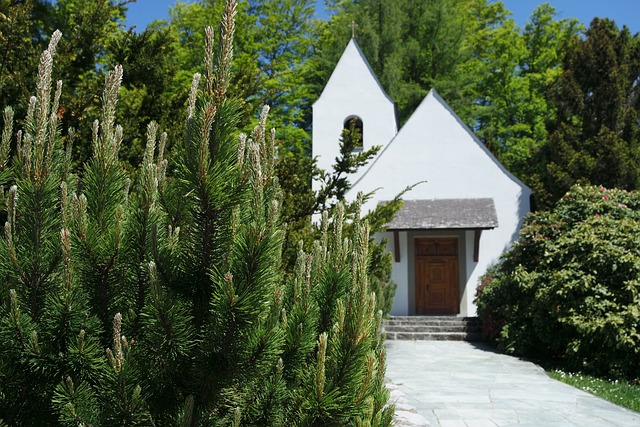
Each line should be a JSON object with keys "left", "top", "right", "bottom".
{"left": 312, "top": 39, "right": 531, "bottom": 317}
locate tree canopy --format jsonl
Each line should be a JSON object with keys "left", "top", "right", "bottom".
{"left": 5, "top": 1, "right": 640, "bottom": 212}
{"left": 538, "top": 18, "right": 640, "bottom": 207}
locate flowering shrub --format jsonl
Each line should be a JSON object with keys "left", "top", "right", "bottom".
{"left": 476, "top": 184, "right": 640, "bottom": 379}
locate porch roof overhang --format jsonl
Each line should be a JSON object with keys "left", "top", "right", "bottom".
{"left": 380, "top": 198, "right": 498, "bottom": 263}
{"left": 382, "top": 198, "right": 498, "bottom": 231}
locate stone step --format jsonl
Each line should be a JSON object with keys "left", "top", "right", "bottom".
{"left": 384, "top": 331, "right": 484, "bottom": 341}
{"left": 384, "top": 319, "right": 481, "bottom": 327}
{"left": 385, "top": 316, "right": 479, "bottom": 323}
{"left": 383, "top": 324, "right": 481, "bottom": 333}
{"left": 383, "top": 316, "right": 484, "bottom": 342}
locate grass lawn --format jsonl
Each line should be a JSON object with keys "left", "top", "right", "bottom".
{"left": 548, "top": 370, "right": 640, "bottom": 413}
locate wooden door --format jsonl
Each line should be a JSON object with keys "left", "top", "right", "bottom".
{"left": 415, "top": 238, "right": 460, "bottom": 315}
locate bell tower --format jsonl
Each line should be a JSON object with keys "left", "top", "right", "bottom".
{"left": 312, "top": 39, "right": 398, "bottom": 191}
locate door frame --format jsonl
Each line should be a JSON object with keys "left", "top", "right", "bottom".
{"left": 407, "top": 231, "right": 466, "bottom": 316}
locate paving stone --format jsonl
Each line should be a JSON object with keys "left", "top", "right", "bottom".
{"left": 489, "top": 388, "right": 577, "bottom": 403}
{"left": 463, "top": 420, "right": 499, "bottom": 427}
{"left": 433, "top": 409, "right": 516, "bottom": 421}
{"left": 385, "top": 341, "right": 640, "bottom": 427}
{"left": 387, "top": 381, "right": 432, "bottom": 426}
{"left": 438, "top": 420, "right": 466, "bottom": 427}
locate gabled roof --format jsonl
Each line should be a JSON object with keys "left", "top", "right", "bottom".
{"left": 383, "top": 199, "right": 499, "bottom": 230}
{"left": 348, "top": 89, "right": 531, "bottom": 194}
{"left": 313, "top": 38, "right": 395, "bottom": 106}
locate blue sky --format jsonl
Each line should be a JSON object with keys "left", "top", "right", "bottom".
{"left": 125, "top": 0, "right": 640, "bottom": 34}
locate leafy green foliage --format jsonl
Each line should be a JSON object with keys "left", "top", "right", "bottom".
{"left": 458, "top": 2, "right": 579, "bottom": 188}
{"left": 538, "top": 18, "right": 640, "bottom": 208}
{"left": 0, "top": 2, "right": 392, "bottom": 425}
{"left": 476, "top": 184, "right": 640, "bottom": 380}
{"left": 0, "top": 0, "right": 42, "bottom": 118}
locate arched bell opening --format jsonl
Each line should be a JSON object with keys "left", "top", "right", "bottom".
{"left": 343, "top": 115, "right": 364, "bottom": 151}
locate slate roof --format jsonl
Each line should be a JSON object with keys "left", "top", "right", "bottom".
{"left": 383, "top": 198, "right": 498, "bottom": 230}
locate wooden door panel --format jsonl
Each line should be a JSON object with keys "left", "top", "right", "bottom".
{"left": 425, "top": 258, "right": 455, "bottom": 313}
{"left": 436, "top": 238, "right": 457, "bottom": 256}
{"left": 415, "top": 259, "right": 428, "bottom": 314}
{"left": 417, "top": 237, "right": 458, "bottom": 256}
{"left": 415, "top": 238, "right": 460, "bottom": 315}
{"left": 416, "top": 239, "right": 437, "bottom": 256}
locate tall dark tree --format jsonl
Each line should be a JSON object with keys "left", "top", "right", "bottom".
{"left": 35, "top": 0, "right": 132, "bottom": 141}
{"left": 107, "top": 27, "right": 183, "bottom": 167}
{"left": 0, "top": 0, "right": 53, "bottom": 118}
{"left": 0, "top": 0, "right": 136, "bottom": 163}
{"left": 539, "top": 18, "right": 640, "bottom": 208}
{"left": 0, "top": 0, "right": 195, "bottom": 170}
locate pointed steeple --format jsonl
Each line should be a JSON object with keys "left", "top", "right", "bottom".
{"left": 315, "top": 38, "right": 394, "bottom": 105}
{"left": 312, "top": 38, "right": 398, "bottom": 189}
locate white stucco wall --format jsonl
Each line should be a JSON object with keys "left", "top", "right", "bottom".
{"left": 312, "top": 39, "right": 397, "bottom": 191}
{"left": 311, "top": 39, "right": 530, "bottom": 316}
{"left": 351, "top": 90, "right": 531, "bottom": 316}
{"left": 464, "top": 230, "right": 477, "bottom": 316}
{"left": 379, "top": 231, "right": 409, "bottom": 315}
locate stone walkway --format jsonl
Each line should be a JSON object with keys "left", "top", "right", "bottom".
{"left": 385, "top": 340, "right": 640, "bottom": 427}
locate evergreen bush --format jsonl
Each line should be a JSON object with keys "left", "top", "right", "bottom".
{"left": 476, "top": 184, "right": 640, "bottom": 380}
{"left": 0, "top": 1, "right": 393, "bottom": 425}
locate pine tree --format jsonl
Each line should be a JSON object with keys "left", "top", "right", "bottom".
{"left": 0, "top": 1, "right": 393, "bottom": 425}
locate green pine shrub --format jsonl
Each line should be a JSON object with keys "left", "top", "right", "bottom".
{"left": 277, "top": 115, "right": 399, "bottom": 319}
{"left": 0, "top": 1, "right": 393, "bottom": 425}
{"left": 476, "top": 184, "right": 640, "bottom": 380}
